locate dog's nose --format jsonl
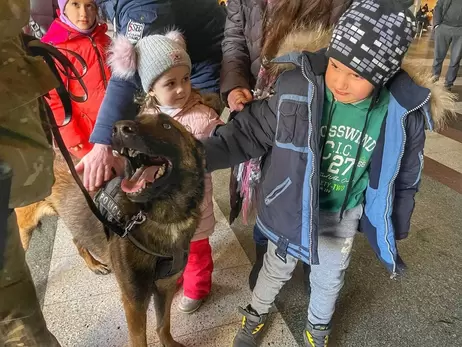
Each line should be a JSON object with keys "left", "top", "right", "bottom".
{"left": 113, "top": 121, "right": 137, "bottom": 137}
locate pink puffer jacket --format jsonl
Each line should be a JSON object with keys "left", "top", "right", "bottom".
{"left": 158, "top": 92, "right": 224, "bottom": 241}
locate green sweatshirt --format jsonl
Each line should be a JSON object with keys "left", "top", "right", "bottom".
{"left": 319, "top": 87, "right": 390, "bottom": 212}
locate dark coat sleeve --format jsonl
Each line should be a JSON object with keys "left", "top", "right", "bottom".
{"left": 392, "top": 110, "right": 426, "bottom": 240}
{"left": 202, "top": 89, "right": 279, "bottom": 172}
{"left": 219, "top": 0, "right": 252, "bottom": 99}
{"left": 89, "top": 75, "right": 139, "bottom": 145}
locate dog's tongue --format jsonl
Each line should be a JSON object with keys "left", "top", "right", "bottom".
{"left": 121, "top": 165, "right": 160, "bottom": 193}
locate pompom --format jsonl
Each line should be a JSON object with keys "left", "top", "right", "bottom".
{"left": 108, "top": 35, "right": 137, "bottom": 80}
{"left": 165, "top": 30, "right": 187, "bottom": 50}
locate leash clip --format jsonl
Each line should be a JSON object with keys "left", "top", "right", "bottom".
{"left": 123, "top": 211, "right": 147, "bottom": 236}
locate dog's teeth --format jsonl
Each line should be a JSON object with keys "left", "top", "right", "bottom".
{"left": 112, "top": 150, "right": 120, "bottom": 157}
{"left": 128, "top": 149, "right": 141, "bottom": 158}
{"left": 155, "top": 166, "right": 165, "bottom": 179}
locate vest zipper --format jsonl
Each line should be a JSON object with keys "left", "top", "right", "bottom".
{"left": 384, "top": 92, "right": 431, "bottom": 278}
{"left": 88, "top": 36, "right": 108, "bottom": 89}
{"left": 301, "top": 56, "right": 316, "bottom": 264}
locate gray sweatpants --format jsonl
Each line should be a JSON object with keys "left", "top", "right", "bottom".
{"left": 433, "top": 24, "right": 462, "bottom": 87}
{"left": 251, "top": 205, "right": 362, "bottom": 325}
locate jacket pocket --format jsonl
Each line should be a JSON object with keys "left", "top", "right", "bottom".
{"left": 264, "top": 177, "right": 292, "bottom": 205}
{"left": 124, "top": 5, "right": 158, "bottom": 40}
{"left": 276, "top": 99, "right": 309, "bottom": 149}
{"left": 127, "top": 6, "right": 158, "bottom": 24}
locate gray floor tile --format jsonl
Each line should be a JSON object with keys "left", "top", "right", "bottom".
{"left": 44, "top": 254, "right": 118, "bottom": 306}
{"left": 150, "top": 313, "right": 297, "bottom": 347}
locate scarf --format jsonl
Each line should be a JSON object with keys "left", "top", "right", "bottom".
{"left": 235, "top": 0, "right": 276, "bottom": 224}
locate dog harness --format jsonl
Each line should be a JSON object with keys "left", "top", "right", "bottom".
{"left": 94, "top": 177, "right": 188, "bottom": 280}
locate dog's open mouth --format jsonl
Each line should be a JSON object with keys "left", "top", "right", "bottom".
{"left": 116, "top": 148, "right": 172, "bottom": 195}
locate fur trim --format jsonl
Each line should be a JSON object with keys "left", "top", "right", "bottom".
{"left": 165, "top": 30, "right": 187, "bottom": 50}
{"left": 201, "top": 92, "right": 223, "bottom": 114}
{"left": 272, "top": 26, "right": 457, "bottom": 131}
{"left": 401, "top": 59, "right": 457, "bottom": 130}
{"left": 108, "top": 35, "right": 137, "bottom": 80}
{"left": 270, "top": 25, "right": 332, "bottom": 75}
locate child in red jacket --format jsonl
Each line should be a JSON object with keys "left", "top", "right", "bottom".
{"left": 42, "top": 0, "right": 111, "bottom": 158}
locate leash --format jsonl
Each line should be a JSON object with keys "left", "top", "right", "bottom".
{"left": 23, "top": 35, "right": 173, "bottom": 258}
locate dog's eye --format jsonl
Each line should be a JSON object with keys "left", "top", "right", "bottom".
{"left": 163, "top": 123, "right": 172, "bottom": 130}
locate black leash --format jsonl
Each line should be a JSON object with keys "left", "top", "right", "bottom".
{"left": 23, "top": 35, "right": 171, "bottom": 258}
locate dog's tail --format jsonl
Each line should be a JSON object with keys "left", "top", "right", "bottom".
{"left": 16, "top": 201, "right": 56, "bottom": 250}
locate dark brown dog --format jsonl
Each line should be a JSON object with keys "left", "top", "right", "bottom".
{"left": 16, "top": 112, "right": 205, "bottom": 347}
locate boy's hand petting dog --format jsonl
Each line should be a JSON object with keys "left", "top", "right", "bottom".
{"left": 228, "top": 88, "right": 253, "bottom": 111}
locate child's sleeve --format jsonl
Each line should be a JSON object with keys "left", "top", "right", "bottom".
{"left": 195, "top": 108, "right": 224, "bottom": 141}
{"left": 392, "top": 111, "right": 426, "bottom": 240}
{"left": 202, "top": 92, "right": 278, "bottom": 172}
{"left": 220, "top": 0, "right": 251, "bottom": 99}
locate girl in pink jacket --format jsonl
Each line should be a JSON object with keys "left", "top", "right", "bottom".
{"left": 109, "top": 31, "right": 223, "bottom": 313}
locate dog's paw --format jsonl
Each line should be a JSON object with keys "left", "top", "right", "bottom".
{"left": 90, "top": 263, "right": 111, "bottom": 275}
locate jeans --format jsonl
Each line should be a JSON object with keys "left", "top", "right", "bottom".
{"left": 250, "top": 205, "right": 362, "bottom": 325}
{"left": 433, "top": 24, "right": 462, "bottom": 87}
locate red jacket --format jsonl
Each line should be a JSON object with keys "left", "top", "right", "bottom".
{"left": 42, "top": 19, "right": 111, "bottom": 158}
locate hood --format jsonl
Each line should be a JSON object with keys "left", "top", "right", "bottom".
{"left": 41, "top": 19, "right": 108, "bottom": 45}
{"left": 271, "top": 26, "right": 457, "bottom": 131}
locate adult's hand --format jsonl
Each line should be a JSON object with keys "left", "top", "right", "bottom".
{"left": 227, "top": 88, "right": 253, "bottom": 112}
{"left": 75, "top": 143, "right": 124, "bottom": 191}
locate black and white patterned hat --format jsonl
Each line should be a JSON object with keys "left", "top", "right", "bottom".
{"left": 326, "top": 0, "right": 416, "bottom": 87}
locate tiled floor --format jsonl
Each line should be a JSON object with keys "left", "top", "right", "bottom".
{"left": 40, "top": 203, "right": 296, "bottom": 347}
{"left": 23, "top": 31, "right": 462, "bottom": 347}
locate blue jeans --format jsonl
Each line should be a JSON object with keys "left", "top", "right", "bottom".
{"left": 433, "top": 24, "right": 462, "bottom": 87}
{"left": 251, "top": 205, "right": 362, "bottom": 325}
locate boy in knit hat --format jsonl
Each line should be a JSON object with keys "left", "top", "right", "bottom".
{"left": 201, "top": 0, "right": 452, "bottom": 346}
{"left": 109, "top": 31, "right": 223, "bottom": 314}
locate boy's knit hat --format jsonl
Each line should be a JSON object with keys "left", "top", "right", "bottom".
{"left": 108, "top": 31, "right": 192, "bottom": 92}
{"left": 326, "top": 0, "right": 416, "bottom": 87}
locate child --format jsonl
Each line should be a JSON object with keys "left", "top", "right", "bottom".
{"left": 202, "top": 1, "right": 454, "bottom": 346}
{"left": 108, "top": 31, "right": 223, "bottom": 313}
{"left": 41, "top": 0, "right": 111, "bottom": 158}
{"left": 222, "top": 0, "right": 352, "bottom": 291}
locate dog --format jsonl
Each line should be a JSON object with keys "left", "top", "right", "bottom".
{"left": 15, "top": 112, "right": 205, "bottom": 347}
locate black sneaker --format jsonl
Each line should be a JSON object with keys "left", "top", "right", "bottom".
{"left": 233, "top": 305, "right": 268, "bottom": 347}
{"left": 304, "top": 321, "right": 331, "bottom": 347}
